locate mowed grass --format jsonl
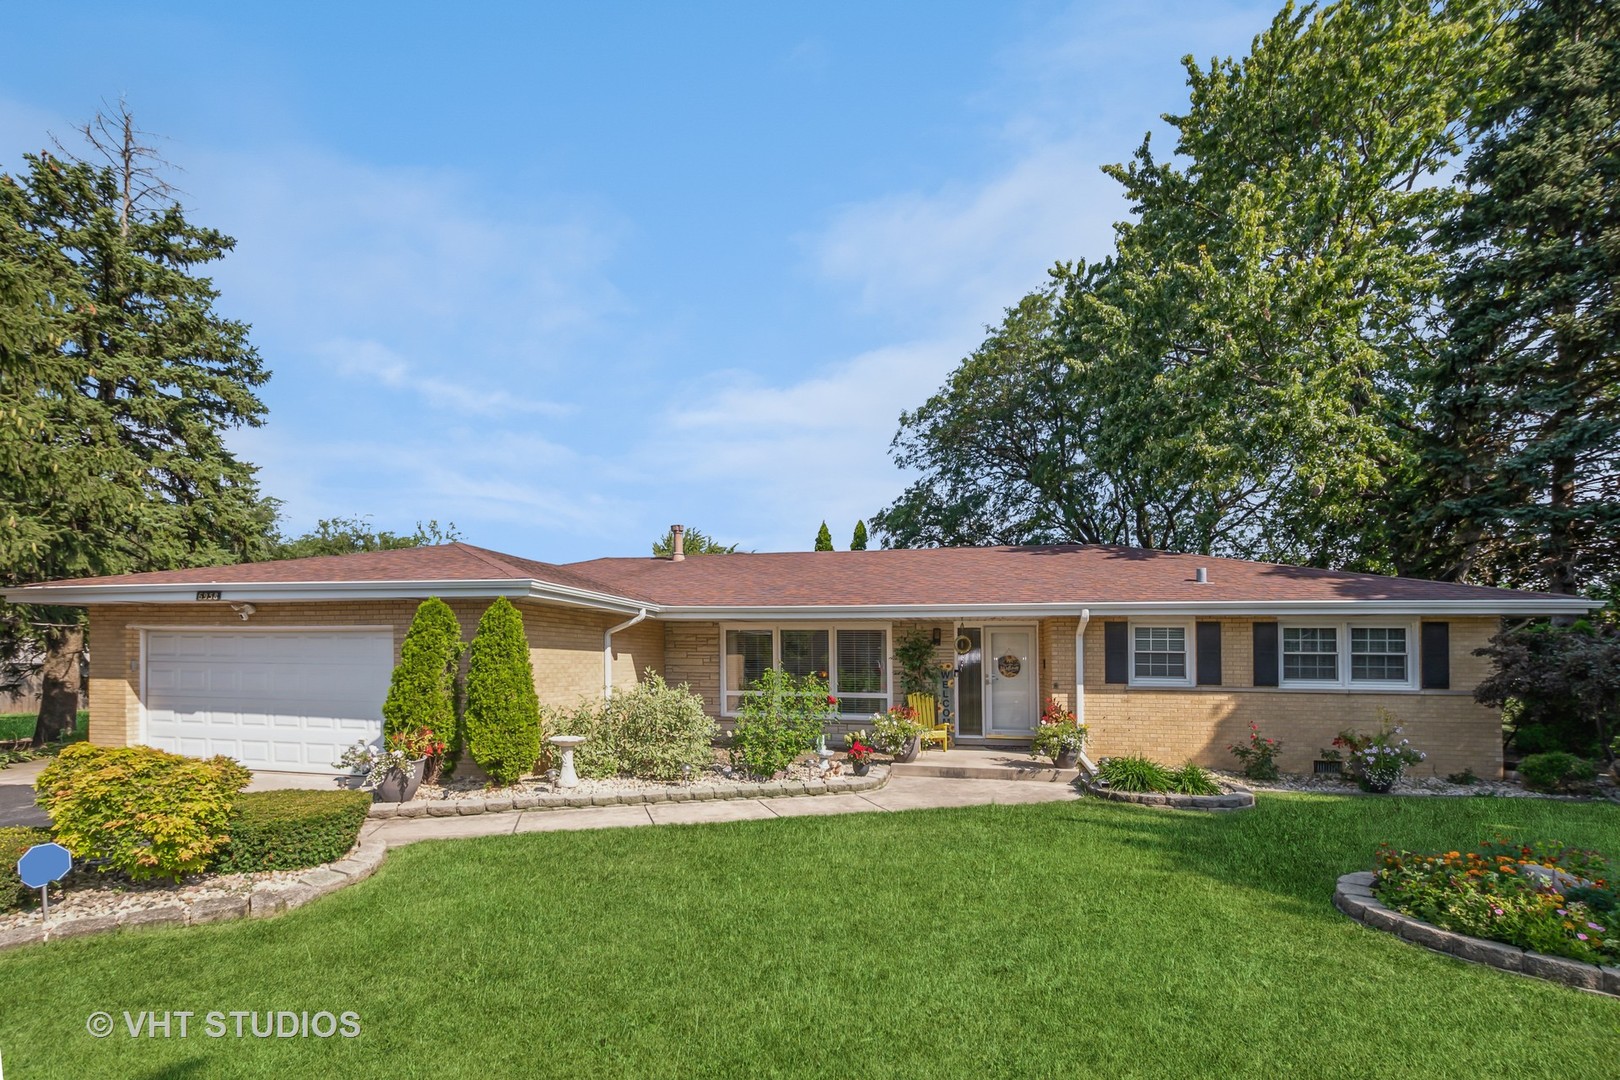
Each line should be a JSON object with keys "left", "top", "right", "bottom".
{"left": 0, "top": 794, "right": 1617, "bottom": 1079}
{"left": 0, "top": 711, "right": 89, "bottom": 743}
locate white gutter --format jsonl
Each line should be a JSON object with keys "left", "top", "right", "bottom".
{"left": 0, "top": 577, "right": 652, "bottom": 615}
{"left": 1074, "top": 608, "right": 1098, "bottom": 779}
{"left": 603, "top": 608, "right": 650, "bottom": 699}
{"left": 653, "top": 597, "right": 1597, "bottom": 619}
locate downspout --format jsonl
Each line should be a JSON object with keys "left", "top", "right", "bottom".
{"left": 1075, "top": 609, "right": 1098, "bottom": 778}
{"left": 604, "top": 608, "right": 649, "bottom": 700}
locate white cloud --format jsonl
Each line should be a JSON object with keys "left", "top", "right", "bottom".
{"left": 320, "top": 338, "right": 575, "bottom": 418}
{"left": 811, "top": 141, "right": 1123, "bottom": 337}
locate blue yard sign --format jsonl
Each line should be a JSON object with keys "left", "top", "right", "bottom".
{"left": 16, "top": 842, "right": 71, "bottom": 919}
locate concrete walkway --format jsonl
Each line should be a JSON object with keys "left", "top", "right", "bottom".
{"left": 364, "top": 776, "right": 1082, "bottom": 848}
{"left": 0, "top": 757, "right": 51, "bottom": 827}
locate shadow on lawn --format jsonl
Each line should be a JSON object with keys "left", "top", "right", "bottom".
{"left": 1050, "top": 790, "right": 1620, "bottom": 918}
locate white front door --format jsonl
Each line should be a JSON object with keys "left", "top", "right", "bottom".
{"left": 985, "top": 625, "right": 1038, "bottom": 736}
{"left": 143, "top": 629, "right": 393, "bottom": 774}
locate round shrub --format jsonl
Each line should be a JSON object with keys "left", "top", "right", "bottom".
{"left": 1, "top": 825, "right": 53, "bottom": 912}
{"left": 464, "top": 597, "right": 541, "bottom": 785}
{"left": 382, "top": 597, "right": 465, "bottom": 773}
{"left": 36, "top": 743, "right": 250, "bottom": 881}
{"left": 547, "top": 673, "right": 717, "bottom": 781}
{"left": 214, "top": 789, "right": 371, "bottom": 873}
{"left": 1517, "top": 751, "right": 1599, "bottom": 793}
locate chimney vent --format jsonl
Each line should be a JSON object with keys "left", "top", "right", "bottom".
{"left": 1194, "top": 566, "right": 1209, "bottom": 584}
{"left": 670, "top": 524, "right": 686, "bottom": 562}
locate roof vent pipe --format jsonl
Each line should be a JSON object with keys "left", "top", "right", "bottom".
{"left": 1194, "top": 567, "right": 1209, "bottom": 584}
{"left": 670, "top": 524, "right": 685, "bottom": 562}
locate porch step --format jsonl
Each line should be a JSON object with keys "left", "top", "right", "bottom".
{"left": 889, "top": 752, "right": 1079, "bottom": 783}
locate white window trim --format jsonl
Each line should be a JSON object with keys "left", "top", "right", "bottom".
{"left": 1127, "top": 618, "right": 1195, "bottom": 688}
{"left": 720, "top": 623, "right": 893, "bottom": 719}
{"left": 1277, "top": 618, "right": 1418, "bottom": 690}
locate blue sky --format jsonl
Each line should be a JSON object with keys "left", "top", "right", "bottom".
{"left": 1, "top": 1, "right": 1275, "bottom": 560}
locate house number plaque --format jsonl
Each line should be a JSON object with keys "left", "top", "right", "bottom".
{"left": 195, "top": 590, "right": 222, "bottom": 601}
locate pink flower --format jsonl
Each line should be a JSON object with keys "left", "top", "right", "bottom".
{"left": 1588, "top": 922, "right": 1606, "bottom": 932}
{"left": 1577, "top": 933, "right": 1589, "bottom": 942}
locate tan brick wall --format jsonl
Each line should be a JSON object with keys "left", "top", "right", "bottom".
{"left": 1076, "top": 616, "right": 1504, "bottom": 779}
{"left": 86, "top": 598, "right": 664, "bottom": 748}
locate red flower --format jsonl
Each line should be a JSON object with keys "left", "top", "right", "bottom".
{"left": 827, "top": 695, "right": 838, "bottom": 705}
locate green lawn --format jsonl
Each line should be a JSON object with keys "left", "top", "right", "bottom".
{"left": 0, "top": 794, "right": 1616, "bottom": 1079}
{"left": 0, "top": 711, "right": 89, "bottom": 744}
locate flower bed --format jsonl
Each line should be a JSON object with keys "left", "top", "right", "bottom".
{"left": 1373, "top": 839, "right": 1615, "bottom": 966}
{"left": 1081, "top": 757, "right": 1253, "bottom": 810}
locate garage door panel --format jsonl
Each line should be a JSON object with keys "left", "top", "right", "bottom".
{"left": 144, "top": 630, "right": 390, "bottom": 774}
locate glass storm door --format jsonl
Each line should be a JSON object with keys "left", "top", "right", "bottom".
{"left": 986, "top": 626, "right": 1038, "bottom": 736}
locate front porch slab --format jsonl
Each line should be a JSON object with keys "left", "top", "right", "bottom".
{"left": 890, "top": 745, "right": 1078, "bottom": 783}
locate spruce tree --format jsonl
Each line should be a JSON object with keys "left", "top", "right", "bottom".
{"left": 1426, "top": 0, "right": 1620, "bottom": 593}
{"left": 814, "top": 522, "right": 834, "bottom": 551}
{"left": 851, "top": 520, "right": 868, "bottom": 550}
{"left": 381, "top": 598, "right": 464, "bottom": 771}
{"left": 1, "top": 105, "right": 274, "bottom": 743}
{"left": 463, "top": 597, "right": 540, "bottom": 785}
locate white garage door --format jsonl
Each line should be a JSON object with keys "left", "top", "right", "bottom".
{"left": 144, "top": 629, "right": 394, "bottom": 774}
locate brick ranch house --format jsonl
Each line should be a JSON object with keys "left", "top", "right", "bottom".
{"left": 2, "top": 537, "right": 1597, "bottom": 779}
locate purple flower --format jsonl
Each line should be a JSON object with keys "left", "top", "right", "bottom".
{"left": 1557, "top": 909, "right": 1569, "bottom": 917}
{"left": 1588, "top": 922, "right": 1605, "bottom": 932}
{"left": 1577, "top": 933, "right": 1589, "bottom": 942}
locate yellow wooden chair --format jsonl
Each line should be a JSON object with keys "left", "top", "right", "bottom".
{"left": 909, "top": 692, "right": 951, "bottom": 752}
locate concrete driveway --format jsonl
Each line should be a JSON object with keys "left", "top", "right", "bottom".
{"left": 0, "top": 757, "right": 50, "bottom": 827}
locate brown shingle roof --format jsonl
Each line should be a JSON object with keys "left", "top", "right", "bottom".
{"left": 561, "top": 545, "right": 1575, "bottom": 607}
{"left": 11, "top": 541, "right": 1585, "bottom": 609}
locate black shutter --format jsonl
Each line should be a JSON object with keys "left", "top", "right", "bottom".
{"left": 1253, "top": 622, "right": 1279, "bottom": 686}
{"left": 1196, "top": 621, "right": 1222, "bottom": 685}
{"left": 1420, "top": 622, "right": 1450, "bottom": 690}
{"left": 1104, "top": 621, "right": 1129, "bottom": 684}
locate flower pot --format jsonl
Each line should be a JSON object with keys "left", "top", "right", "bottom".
{"left": 373, "top": 757, "right": 427, "bottom": 803}
{"left": 852, "top": 760, "right": 871, "bottom": 776}
{"left": 894, "top": 736, "right": 921, "bottom": 764}
{"left": 1054, "top": 748, "right": 1080, "bottom": 770}
{"left": 1360, "top": 775, "right": 1395, "bottom": 794}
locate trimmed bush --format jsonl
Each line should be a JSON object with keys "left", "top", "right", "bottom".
{"left": 36, "top": 743, "right": 250, "bottom": 881}
{"left": 548, "top": 673, "right": 717, "bottom": 781}
{"left": 729, "top": 669, "right": 836, "bottom": 779}
{"left": 1, "top": 826, "right": 53, "bottom": 912}
{"left": 464, "top": 597, "right": 541, "bottom": 785}
{"left": 1517, "top": 751, "right": 1600, "bottom": 793}
{"left": 382, "top": 597, "right": 465, "bottom": 773}
{"left": 214, "top": 790, "right": 371, "bottom": 873}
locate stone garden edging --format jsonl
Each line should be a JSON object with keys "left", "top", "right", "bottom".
{"left": 0, "top": 837, "right": 388, "bottom": 954}
{"left": 1333, "top": 870, "right": 1620, "bottom": 997}
{"left": 1079, "top": 779, "right": 1254, "bottom": 811}
{"left": 368, "top": 767, "right": 891, "bottom": 819}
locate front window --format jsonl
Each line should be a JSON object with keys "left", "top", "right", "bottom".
{"left": 1133, "top": 625, "right": 1187, "bottom": 680}
{"left": 1350, "top": 627, "right": 1408, "bottom": 683}
{"left": 722, "top": 625, "right": 890, "bottom": 716}
{"left": 1283, "top": 627, "right": 1338, "bottom": 681}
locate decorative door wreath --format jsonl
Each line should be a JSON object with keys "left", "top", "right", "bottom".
{"left": 997, "top": 654, "right": 1022, "bottom": 679}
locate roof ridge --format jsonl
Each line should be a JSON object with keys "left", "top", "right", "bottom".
{"left": 446, "top": 542, "right": 530, "bottom": 578}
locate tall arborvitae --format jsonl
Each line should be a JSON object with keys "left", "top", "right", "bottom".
{"left": 814, "top": 522, "right": 834, "bottom": 551}
{"left": 382, "top": 598, "right": 465, "bottom": 773}
{"left": 851, "top": 520, "right": 868, "bottom": 550}
{"left": 463, "top": 598, "right": 540, "bottom": 785}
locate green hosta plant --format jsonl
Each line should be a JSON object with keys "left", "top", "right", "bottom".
{"left": 728, "top": 669, "right": 836, "bottom": 779}
{"left": 1097, "top": 755, "right": 1172, "bottom": 793}
{"left": 1167, "top": 762, "right": 1220, "bottom": 796}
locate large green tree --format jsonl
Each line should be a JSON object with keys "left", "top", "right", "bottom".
{"left": 269, "top": 517, "right": 460, "bottom": 560}
{"left": 1416, "top": 0, "right": 1620, "bottom": 594}
{"left": 651, "top": 525, "right": 738, "bottom": 557}
{"left": 876, "top": 0, "right": 1507, "bottom": 568}
{"left": 0, "top": 106, "right": 275, "bottom": 743}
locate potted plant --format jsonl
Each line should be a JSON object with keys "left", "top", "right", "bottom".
{"left": 871, "top": 705, "right": 923, "bottom": 763}
{"left": 844, "top": 732, "right": 875, "bottom": 776}
{"left": 1031, "top": 698, "right": 1085, "bottom": 768}
{"left": 335, "top": 726, "right": 441, "bottom": 802}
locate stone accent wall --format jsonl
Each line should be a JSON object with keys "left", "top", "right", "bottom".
{"left": 663, "top": 622, "right": 721, "bottom": 716}
{"left": 85, "top": 598, "right": 664, "bottom": 749}
{"left": 1077, "top": 616, "right": 1504, "bottom": 779}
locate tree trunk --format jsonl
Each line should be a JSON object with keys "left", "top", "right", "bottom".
{"left": 33, "top": 624, "right": 84, "bottom": 747}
